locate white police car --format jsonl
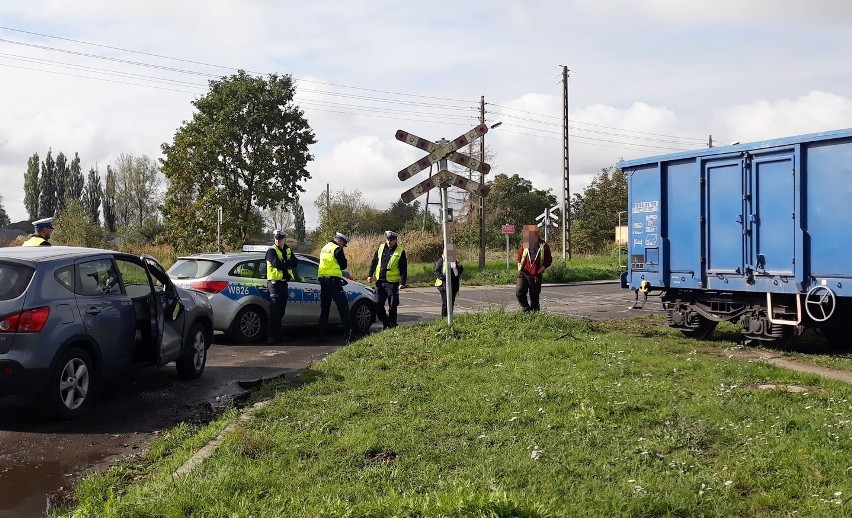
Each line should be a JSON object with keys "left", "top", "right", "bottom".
{"left": 167, "top": 247, "right": 375, "bottom": 343}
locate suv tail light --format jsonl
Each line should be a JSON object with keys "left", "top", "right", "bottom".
{"left": 190, "top": 280, "right": 229, "bottom": 294}
{"left": 0, "top": 306, "right": 50, "bottom": 333}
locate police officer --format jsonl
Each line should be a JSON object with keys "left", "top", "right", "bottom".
{"left": 265, "top": 229, "right": 299, "bottom": 343}
{"left": 22, "top": 217, "right": 55, "bottom": 246}
{"left": 318, "top": 232, "right": 351, "bottom": 341}
{"left": 367, "top": 230, "right": 407, "bottom": 329}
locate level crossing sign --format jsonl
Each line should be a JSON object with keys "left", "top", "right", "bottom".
{"left": 400, "top": 169, "right": 489, "bottom": 203}
{"left": 395, "top": 125, "right": 492, "bottom": 181}
{"left": 536, "top": 206, "right": 559, "bottom": 228}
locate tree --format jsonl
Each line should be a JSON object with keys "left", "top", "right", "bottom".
{"left": 53, "top": 199, "right": 104, "bottom": 247}
{"left": 38, "top": 149, "right": 57, "bottom": 218}
{"left": 66, "top": 152, "right": 85, "bottom": 202}
{"left": 113, "top": 153, "right": 161, "bottom": 230}
{"left": 84, "top": 166, "right": 103, "bottom": 224}
{"left": 24, "top": 152, "right": 39, "bottom": 219}
{"left": 570, "top": 166, "right": 627, "bottom": 253}
{"left": 263, "top": 203, "right": 293, "bottom": 234}
{"left": 293, "top": 195, "right": 306, "bottom": 243}
{"left": 54, "top": 151, "right": 69, "bottom": 212}
{"left": 161, "top": 70, "right": 316, "bottom": 251}
{"left": 313, "top": 189, "right": 367, "bottom": 241}
{"left": 103, "top": 165, "right": 117, "bottom": 233}
{"left": 481, "top": 173, "right": 557, "bottom": 247}
{"left": 0, "top": 193, "right": 10, "bottom": 227}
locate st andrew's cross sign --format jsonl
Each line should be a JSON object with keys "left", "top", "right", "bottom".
{"left": 400, "top": 169, "right": 489, "bottom": 203}
{"left": 395, "top": 124, "right": 492, "bottom": 181}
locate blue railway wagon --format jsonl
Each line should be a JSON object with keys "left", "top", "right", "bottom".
{"left": 618, "top": 128, "right": 852, "bottom": 345}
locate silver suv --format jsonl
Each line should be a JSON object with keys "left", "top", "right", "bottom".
{"left": 0, "top": 246, "right": 214, "bottom": 419}
{"left": 167, "top": 250, "right": 375, "bottom": 342}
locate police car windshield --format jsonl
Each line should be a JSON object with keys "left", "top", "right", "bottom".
{"left": 167, "top": 259, "right": 222, "bottom": 280}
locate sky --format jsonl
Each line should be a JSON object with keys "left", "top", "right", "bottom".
{"left": 2, "top": 0, "right": 852, "bottom": 231}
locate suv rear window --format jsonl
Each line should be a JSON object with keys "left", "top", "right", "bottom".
{"left": 0, "top": 262, "right": 35, "bottom": 301}
{"left": 167, "top": 259, "right": 222, "bottom": 280}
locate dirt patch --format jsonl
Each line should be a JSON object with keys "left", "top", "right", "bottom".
{"left": 745, "top": 383, "right": 821, "bottom": 393}
{"left": 693, "top": 344, "right": 852, "bottom": 385}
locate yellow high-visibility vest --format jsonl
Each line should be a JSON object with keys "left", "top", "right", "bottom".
{"left": 318, "top": 242, "right": 343, "bottom": 278}
{"left": 374, "top": 243, "right": 404, "bottom": 282}
{"left": 267, "top": 246, "right": 293, "bottom": 280}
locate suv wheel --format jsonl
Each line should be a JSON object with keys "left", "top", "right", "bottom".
{"left": 177, "top": 322, "right": 209, "bottom": 379}
{"left": 45, "top": 347, "right": 94, "bottom": 420}
{"left": 230, "top": 306, "right": 267, "bottom": 343}
{"left": 351, "top": 300, "right": 375, "bottom": 335}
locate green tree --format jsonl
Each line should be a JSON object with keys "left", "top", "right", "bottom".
{"left": 293, "top": 195, "right": 306, "bottom": 243}
{"left": 161, "top": 70, "right": 315, "bottom": 251}
{"left": 24, "top": 152, "right": 40, "bottom": 219}
{"left": 38, "top": 149, "right": 57, "bottom": 218}
{"left": 0, "top": 193, "right": 10, "bottom": 227}
{"left": 314, "top": 189, "right": 366, "bottom": 241}
{"left": 66, "top": 152, "right": 85, "bottom": 202}
{"left": 114, "top": 153, "right": 161, "bottom": 230}
{"left": 53, "top": 199, "right": 104, "bottom": 247}
{"left": 84, "top": 166, "right": 103, "bottom": 224}
{"left": 467, "top": 173, "right": 557, "bottom": 248}
{"left": 103, "top": 165, "right": 117, "bottom": 233}
{"left": 54, "top": 151, "right": 69, "bottom": 212}
{"left": 570, "top": 166, "right": 627, "bottom": 254}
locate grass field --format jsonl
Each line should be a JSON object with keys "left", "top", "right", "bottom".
{"left": 65, "top": 312, "right": 852, "bottom": 517}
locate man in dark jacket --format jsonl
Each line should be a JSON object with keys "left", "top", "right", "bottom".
{"left": 434, "top": 243, "right": 463, "bottom": 318}
{"left": 516, "top": 225, "right": 552, "bottom": 312}
{"left": 367, "top": 230, "right": 408, "bottom": 329}
{"left": 265, "top": 230, "right": 299, "bottom": 343}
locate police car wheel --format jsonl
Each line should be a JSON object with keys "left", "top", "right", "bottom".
{"left": 351, "top": 300, "right": 375, "bottom": 334}
{"left": 231, "top": 306, "right": 267, "bottom": 343}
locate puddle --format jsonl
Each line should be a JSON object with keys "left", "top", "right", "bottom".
{"left": 0, "top": 450, "right": 108, "bottom": 516}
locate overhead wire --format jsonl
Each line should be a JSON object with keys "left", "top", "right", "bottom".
{"left": 0, "top": 26, "right": 707, "bottom": 151}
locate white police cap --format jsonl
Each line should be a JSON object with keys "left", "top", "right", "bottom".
{"left": 385, "top": 230, "right": 398, "bottom": 239}
{"left": 334, "top": 232, "right": 349, "bottom": 246}
{"left": 33, "top": 217, "right": 54, "bottom": 229}
{"left": 273, "top": 229, "right": 287, "bottom": 238}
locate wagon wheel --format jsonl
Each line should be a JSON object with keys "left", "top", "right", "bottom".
{"left": 805, "top": 286, "right": 836, "bottom": 323}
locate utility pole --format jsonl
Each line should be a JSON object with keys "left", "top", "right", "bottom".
{"left": 561, "top": 66, "right": 571, "bottom": 260}
{"left": 708, "top": 134, "right": 714, "bottom": 148}
{"left": 478, "top": 95, "right": 486, "bottom": 268}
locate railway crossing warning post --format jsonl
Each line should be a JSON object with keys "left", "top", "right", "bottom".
{"left": 396, "top": 124, "right": 492, "bottom": 326}
{"left": 536, "top": 205, "right": 559, "bottom": 242}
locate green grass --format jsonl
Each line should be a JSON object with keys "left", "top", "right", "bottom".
{"left": 64, "top": 312, "right": 852, "bottom": 517}
{"left": 405, "top": 256, "right": 622, "bottom": 287}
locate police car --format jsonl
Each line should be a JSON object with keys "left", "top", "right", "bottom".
{"left": 167, "top": 246, "right": 375, "bottom": 343}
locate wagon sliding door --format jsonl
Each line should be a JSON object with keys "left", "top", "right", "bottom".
{"left": 705, "top": 158, "right": 745, "bottom": 278}
{"left": 749, "top": 153, "right": 795, "bottom": 277}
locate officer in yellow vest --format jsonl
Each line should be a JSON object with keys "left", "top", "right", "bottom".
{"left": 367, "top": 230, "right": 408, "bottom": 329}
{"left": 22, "top": 217, "right": 55, "bottom": 246}
{"left": 265, "top": 229, "right": 299, "bottom": 343}
{"left": 318, "top": 232, "right": 351, "bottom": 341}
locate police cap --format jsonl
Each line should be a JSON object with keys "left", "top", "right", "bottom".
{"left": 33, "top": 217, "right": 54, "bottom": 229}
{"left": 334, "top": 232, "right": 349, "bottom": 246}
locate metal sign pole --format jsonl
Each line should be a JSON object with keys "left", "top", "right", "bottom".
{"left": 217, "top": 206, "right": 222, "bottom": 253}
{"left": 505, "top": 233, "right": 510, "bottom": 269}
{"left": 440, "top": 185, "right": 453, "bottom": 326}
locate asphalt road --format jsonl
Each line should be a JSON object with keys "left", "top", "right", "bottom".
{"left": 0, "top": 281, "right": 643, "bottom": 516}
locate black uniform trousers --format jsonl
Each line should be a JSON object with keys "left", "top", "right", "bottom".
{"left": 375, "top": 280, "right": 400, "bottom": 327}
{"left": 516, "top": 272, "right": 542, "bottom": 312}
{"left": 267, "top": 280, "right": 288, "bottom": 340}
{"left": 437, "top": 287, "right": 459, "bottom": 318}
{"left": 319, "top": 277, "right": 350, "bottom": 337}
